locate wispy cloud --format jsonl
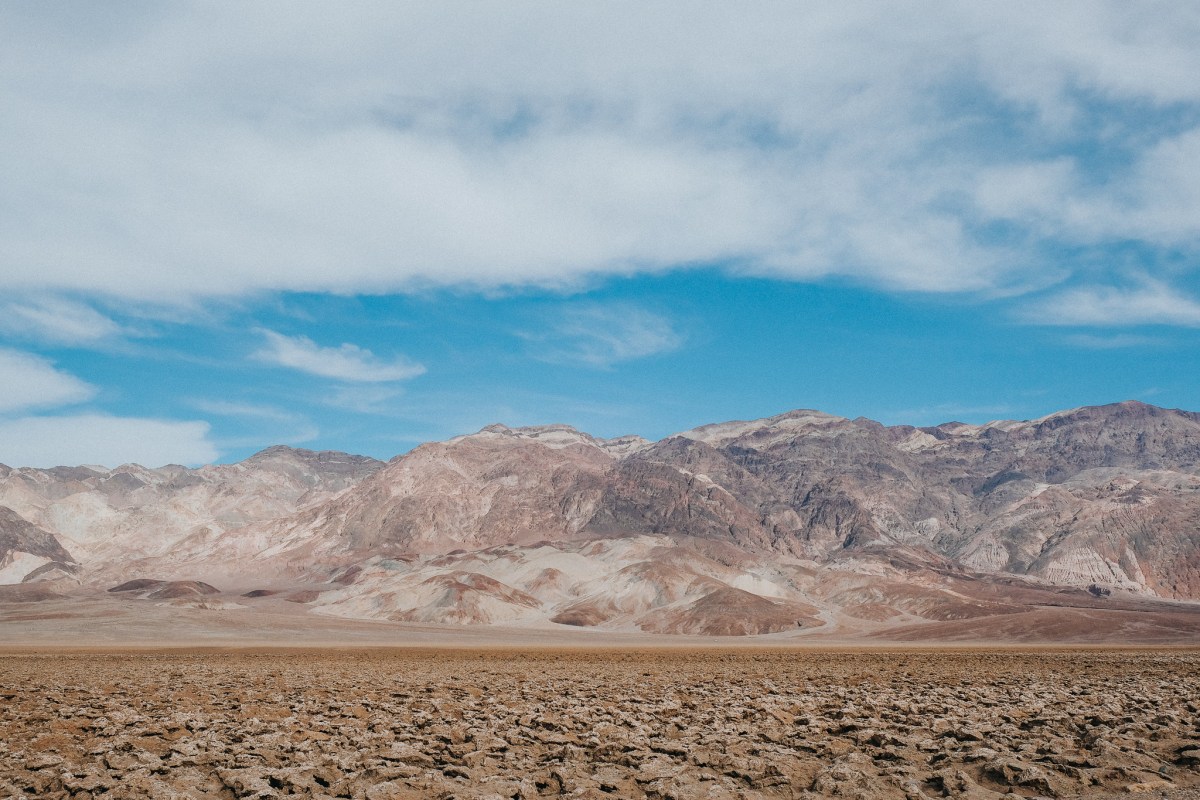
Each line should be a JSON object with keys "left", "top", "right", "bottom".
{"left": 1020, "top": 279, "right": 1200, "bottom": 327}
{"left": 0, "top": 348, "right": 95, "bottom": 414}
{"left": 190, "top": 399, "right": 307, "bottom": 425}
{"left": 524, "top": 304, "right": 683, "bottom": 369}
{"left": 1061, "top": 333, "right": 1166, "bottom": 349}
{"left": 189, "top": 398, "right": 319, "bottom": 445}
{"left": 0, "top": 296, "right": 123, "bottom": 346}
{"left": 252, "top": 330, "right": 425, "bottom": 383}
{"left": 321, "top": 386, "right": 406, "bottom": 414}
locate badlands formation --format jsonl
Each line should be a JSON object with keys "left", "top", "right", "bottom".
{"left": 2, "top": 400, "right": 1200, "bottom": 643}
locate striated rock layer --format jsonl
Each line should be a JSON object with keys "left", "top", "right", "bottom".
{"left": 2, "top": 401, "right": 1199, "bottom": 638}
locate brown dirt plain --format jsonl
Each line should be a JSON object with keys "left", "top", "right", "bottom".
{"left": 1, "top": 648, "right": 1199, "bottom": 800}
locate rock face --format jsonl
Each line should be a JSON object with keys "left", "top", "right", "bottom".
{"left": 0, "top": 446, "right": 384, "bottom": 585}
{"left": 0, "top": 505, "right": 76, "bottom": 584}
{"left": 302, "top": 426, "right": 623, "bottom": 555}
{"left": 2, "top": 401, "right": 1200, "bottom": 637}
{"left": 635, "top": 401, "right": 1200, "bottom": 598}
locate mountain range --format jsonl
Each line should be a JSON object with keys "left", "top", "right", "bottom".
{"left": 2, "top": 400, "right": 1199, "bottom": 640}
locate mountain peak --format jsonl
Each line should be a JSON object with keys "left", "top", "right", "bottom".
{"left": 454, "top": 423, "right": 650, "bottom": 455}
{"left": 246, "top": 444, "right": 302, "bottom": 458}
{"left": 1031, "top": 399, "right": 1184, "bottom": 424}
{"left": 676, "top": 409, "right": 846, "bottom": 448}
{"left": 243, "top": 445, "right": 381, "bottom": 466}
{"left": 469, "top": 422, "right": 593, "bottom": 444}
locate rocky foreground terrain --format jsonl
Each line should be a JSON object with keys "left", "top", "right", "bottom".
{"left": 2, "top": 400, "right": 1200, "bottom": 640}
{"left": 1, "top": 649, "right": 1198, "bottom": 799}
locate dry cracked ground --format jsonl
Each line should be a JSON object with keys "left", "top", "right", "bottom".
{"left": 1, "top": 649, "right": 1199, "bottom": 800}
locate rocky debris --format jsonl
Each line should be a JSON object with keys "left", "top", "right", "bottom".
{"left": 1, "top": 649, "right": 1197, "bottom": 799}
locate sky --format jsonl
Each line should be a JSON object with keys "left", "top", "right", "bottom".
{"left": 3, "top": 2, "right": 1200, "bottom": 468}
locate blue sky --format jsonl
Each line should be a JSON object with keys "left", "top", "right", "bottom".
{"left": 3, "top": 3, "right": 1200, "bottom": 467}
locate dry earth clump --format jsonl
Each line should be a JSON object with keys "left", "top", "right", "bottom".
{"left": 0, "top": 649, "right": 1198, "bottom": 799}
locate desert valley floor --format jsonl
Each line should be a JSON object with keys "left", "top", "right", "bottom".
{"left": 4, "top": 403, "right": 1200, "bottom": 796}
{"left": 2, "top": 646, "right": 1199, "bottom": 800}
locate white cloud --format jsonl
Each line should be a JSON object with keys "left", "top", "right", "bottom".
{"left": 0, "top": 348, "right": 95, "bottom": 413}
{"left": 0, "top": 414, "right": 218, "bottom": 468}
{"left": 526, "top": 304, "right": 683, "bottom": 368}
{"left": 253, "top": 329, "right": 425, "bottom": 382}
{"left": 0, "top": 296, "right": 123, "bottom": 346}
{"left": 322, "top": 386, "right": 406, "bottom": 414}
{"left": 3, "top": 4, "right": 1200, "bottom": 304}
{"left": 1021, "top": 280, "right": 1200, "bottom": 327}
{"left": 1062, "top": 333, "right": 1165, "bottom": 349}
{"left": 189, "top": 399, "right": 305, "bottom": 424}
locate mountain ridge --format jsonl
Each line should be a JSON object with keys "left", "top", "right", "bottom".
{"left": 2, "top": 400, "right": 1198, "bottom": 639}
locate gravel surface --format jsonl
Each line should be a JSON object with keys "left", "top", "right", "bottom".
{"left": 1, "top": 648, "right": 1198, "bottom": 799}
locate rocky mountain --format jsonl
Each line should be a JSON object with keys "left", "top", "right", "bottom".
{"left": 652, "top": 401, "right": 1200, "bottom": 598}
{"left": 0, "top": 505, "right": 77, "bottom": 584}
{"left": 0, "top": 446, "right": 383, "bottom": 584}
{"left": 1, "top": 401, "right": 1198, "bottom": 638}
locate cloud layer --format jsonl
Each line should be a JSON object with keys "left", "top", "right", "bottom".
{"left": 5, "top": 3, "right": 1200, "bottom": 468}
{"left": 526, "top": 304, "right": 683, "bottom": 368}
{"left": 3, "top": 3, "right": 1200, "bottom": 310}
{"left": 0, "top": 414, "right": 217, "bottom": 469}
